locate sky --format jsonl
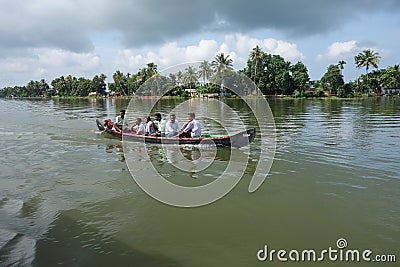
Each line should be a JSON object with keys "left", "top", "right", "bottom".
{"left": 0, "top": 0, "right": 399, "bottom": 88}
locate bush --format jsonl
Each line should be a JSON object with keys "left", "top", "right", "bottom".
{"left": 196, "top": 85, "right": 209, "bottom": 94}
{"left": 181, "top": 91, "right": 190, "bottom": 97}
{"left": 337, "top": 84, "right": 354, "bottom": 98}
{"left": 314, "top": 88, "right": 326, "bottom": 97}
{"left": 353, "top": 92, "right": 363, "bottom": 97}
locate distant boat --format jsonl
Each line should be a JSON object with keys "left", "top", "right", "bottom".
{"left": 96, "top": 119, "right": 255, "bottom": 148}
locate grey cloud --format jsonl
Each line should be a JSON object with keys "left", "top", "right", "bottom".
{"left": 103, "top": 0, "right": 400, "bottom": 46}
{"left": 98, "top": 0, "right": 216, "bottom": 46}
{"left": 1, "top": 0, "right": 399, "bottom": 52}
{"left": 0, "top": 0, "right": 94, "bottom": 53}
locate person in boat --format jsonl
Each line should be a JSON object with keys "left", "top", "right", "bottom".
{"left": 131, "top": 118, "right": 145, "bottom": 135}
{"left": 176, "top": 112, "right": 201, "bottom": 138}
{"left": 115, "top": 109, "right": 126, "bottom": 125}
{"left": 103, "top": 118, "right": 124, "bottom": 132}
{"left": 103, "top": 119, "right": 114, "bottom": 130}
{"left": 165, "top": 114, "right": 180, "bottom": 137}
{"left": 145, "top": 116, "right": 157, "bottom": 136}
{"left": 115, "top": 109, "right": 127, "bottom": 131}
{"left": 153, "top": 113, "right": 166, "bottom": 137}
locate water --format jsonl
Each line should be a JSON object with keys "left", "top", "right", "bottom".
{"left": 0, "top": 97, "right": 399, "bottom": 266}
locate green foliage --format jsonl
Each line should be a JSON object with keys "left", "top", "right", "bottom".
{"left": 293, "top": 90, "right": 301, "bottom": 98}
{"left": 336, "top": 84, "right": 354, "bottom": 98}
{"left": 0, "top": 83, "right": 49, "bottom": 98}
{"left": 250, "top": 45, "right": 263, "bottom": 89}
{"left": 357, "top": 67, "right": 400, "bottom": 93}
{"left": 108, "top": 63, "right": 159, "bottom": 96}
{"left": 244, "top": 51, "right": 295, "bottom": 95}
{"left": 314, "top": 88, "right": 326, "bottom": 97}
{"left": 338, "top": 60, "right": 346, "bottom": 72}
{"left": 212, "top": 53, "right": 233, "bottom": 75}
{"left": 136, "top": 74, "right": 168, "bottom": 96}
{"left": 181, "top": 90, "right": 190, "bottom": 97}
{"left": 290, "top": 62, "right": 310, "bottom": 94}
{"left": 165, "top": 73, "right": 184, "bottom": 96}
{"left": 183, "top": 66, "right": 198, "bottom": 89}
{"left": 0, "top": 74, "right": 108, "bottom": 98}
{"left": 321, "top": 65, "right": 344, "bottom": 94}
{"left": 196, "top": 85, "right": 209, "bottom": 94}
{"left": 355, "top": 49, "right": 380, "bottom": 71}
{"left": 198, "top": 60, "right": 212, "bottom": 85}
{"left": 375, "top": 66, "right": 400, "bottom": 89}
{"left": 2, "top": 47, "right": 399, "bottom": 99}
{"left": 354, "top": 49, "right": 380, "bottom": 88}
{"left": 50, "top": 75, "right": 103, "bottom": 97}
{"left": 207, "top": 83, "right": 220, "bottom": 93}
{"left": 211, "top": 53, "right": 233, "bottom": 91}
{"left": 92, "top": 74, "right": 107, "bottom": 95}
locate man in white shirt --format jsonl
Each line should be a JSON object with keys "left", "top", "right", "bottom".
{"left": 145, "top": 116, "right": 156, "bottom": 135}
{"left": 114, "top": 109, "right": 128, "bottom": 131}
{"left": 115, "top": 109, "right": 126, "bottom": 125}
{"left": 176, "top": 112, "right": 201, "bottom": 138}
{"left": 153, "top": 113, "right": 166, "bottom": 137}
{"left": 131, "top": 118, "right": 145, "bottom": 135}
{"left": 165, "top": 114, "right": 180, "bottom": 137}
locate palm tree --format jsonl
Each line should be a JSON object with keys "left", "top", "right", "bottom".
{"left": 338, "top": 60, "right": 346, "bottom": 76}
{"left": 175, "top": 71, "right": 184, "bottom": 86}
{"left": 145, "top": 62, "right": 158, "bottom": 78}
{"left": 198, "top": 60, "right": 212, "bottom": 85}
{"left": 211, "top": 53, "right": 233, "bottom": 90}
{"left": 354, "top": 49, "right": 380, "bottom": 88}
{"left": 113, "top": 70, "right": 126, "bottom": 95}
{"left": 39, "top": 79, "right": 49, "bottom": 96}
{"left": 65, "top": 75, "right": 73, "bottom": 95}
{"left": 184, "top": 66, "right": 198, "bottom": 90}
{"left": 250, "top": 45, "right": 263, "bottom": 92}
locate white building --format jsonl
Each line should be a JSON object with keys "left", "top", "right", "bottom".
{"left": 381, "top": 88, "right": 400, "bottom": 94}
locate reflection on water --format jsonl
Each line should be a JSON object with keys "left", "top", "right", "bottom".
{"left": 0, "top": 97, "right": 399, "bottom": 266}
{"left": 105, "top": 143, "right": 125, "bottom": 162}
{"left": 146, "top": 145, "right": 233, "bottom": 164}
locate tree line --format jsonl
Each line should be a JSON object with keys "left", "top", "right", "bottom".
{"left": 1, "top": 47, "right": 399, "bottom": 98}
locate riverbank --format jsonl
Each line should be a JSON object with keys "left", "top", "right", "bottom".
{"left": 2, "top": 94, "right": 399, "bottom": 101}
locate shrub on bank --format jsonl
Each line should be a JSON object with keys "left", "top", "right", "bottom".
{"left": 314, "top": 89, "right": 326, "bottom": 97}
{"left": 181, "top": 91, "right": 190, "bottom": 97}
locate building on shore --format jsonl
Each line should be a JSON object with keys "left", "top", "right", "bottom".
{"left": 381, "top": 88, "right": 400, "bottom": 94}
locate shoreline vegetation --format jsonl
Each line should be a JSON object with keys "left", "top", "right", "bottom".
{"left": 1, "top": 46, "right": 399, "bottom": 99}
{"left": 3, "top": 95, "right": 399, "bottom": 102}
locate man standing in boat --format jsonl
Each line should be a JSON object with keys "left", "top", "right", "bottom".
{"left": 176, "top": 112, "right": 201, "bottom": 138}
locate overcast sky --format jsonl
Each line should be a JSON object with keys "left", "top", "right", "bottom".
{"left": 0, "top": 0, "right": 399, "bottom": 87}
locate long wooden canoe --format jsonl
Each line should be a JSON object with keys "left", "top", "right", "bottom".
{"left": 96, "top": 119, "right": 255, "bottom": 148}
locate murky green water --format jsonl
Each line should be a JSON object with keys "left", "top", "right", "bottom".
{"left": 0, "top": 97, "right": 399, "bottom": 266}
